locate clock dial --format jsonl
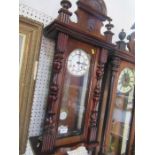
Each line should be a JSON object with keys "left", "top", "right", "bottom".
{"left": 59, "top": 111, "right": 68, "bottom": 120}
{"left": 67, "top": 49, "right": 90, "bottom": 76}
{"left": 117, "top": 68, "right": 134, "bottom": 93}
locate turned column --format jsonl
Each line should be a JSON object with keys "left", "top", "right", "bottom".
{"left": 41, "top": 0, "right": 72, "bottom": 152}
{"left": 88, "top": 49, "right": 108, "bottom": 143}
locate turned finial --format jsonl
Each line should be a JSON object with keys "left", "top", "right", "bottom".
{"left": 118, "top": 29, "right": 126, "bottom": 41}
{"left": 104, "top": 18, "right": 114, "bottom": 42}
{"left": 105, "top": 19, "right": 114, "bottom": 31}
{"left": 58, "top": 0, "right": 72, "bottom": 23}
{"left": 116, "top": 29, "right": 127, "bottom": 51}
{"left": 60, "top": 0, "right": 72, "bottom": 9}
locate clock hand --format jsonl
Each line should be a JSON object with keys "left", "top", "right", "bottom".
{"left": 77, "top": 61, "right": 87, "bottom": 66}
{"left": 78, "top": 51, "right": 81, "bottom": 62}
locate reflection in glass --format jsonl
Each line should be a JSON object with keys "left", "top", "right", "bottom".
{"left": 58, "top": 51, "right": 91, "bottom": 138}
{"left": 108, "top": 68, "right": 134, "bottom": 155}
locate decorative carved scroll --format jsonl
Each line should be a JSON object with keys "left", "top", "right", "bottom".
{"left": 41, "top": 32, "right": 69, "bottom": 152}
{"left": 88, "top": 49, "right": 108, "bottom": 143}
{"left": 85, "top": 0, "right": 107, "bottom": 15}
{"left": 74, "top": 0, "right": 112, "bottom": 38}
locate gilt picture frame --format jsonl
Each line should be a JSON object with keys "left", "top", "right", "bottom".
{"left": 19, "top": 16, "right": 43, "bottom": 154}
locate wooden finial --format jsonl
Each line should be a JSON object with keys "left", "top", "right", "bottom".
{"left": 104, "top": 19, "right": 114, "bottom": 42}
{"left": 105, "top": 19, "right": 114, "bottom": 31}
{"left": 118, "top": 29, "right": 126, "bottom": 41}
{"left": 58, "top": 0, "right": 72, "bottom": 23}
{"left": 116, "top": 29, "right": 127, "bottom": 51}
{"left": 60, "top": 0, "right": 72, "bottom": 9}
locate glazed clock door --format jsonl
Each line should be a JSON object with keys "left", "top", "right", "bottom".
{"left": 105, "top": 62, "right": 135, "bottom": 155}
{"left": 58, "top": 49, "right": 91, "bottom": 137}
{"left": 56, "top": 38, "right": 98, "bottom": 145}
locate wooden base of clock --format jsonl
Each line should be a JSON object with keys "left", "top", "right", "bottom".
{"left": 30, "top": 136, "right": 99, "bottom": 155}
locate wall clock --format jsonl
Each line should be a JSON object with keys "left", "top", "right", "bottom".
{"left": 102, "top": 60, "right": 135, "bottom": 155}
{"left": 30, "top": 0, "right": 113, "bottom": 154}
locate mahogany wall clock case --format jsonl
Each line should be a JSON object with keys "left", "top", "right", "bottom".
{"left": 30, "top": 0, "right": 135, "bottom": 155}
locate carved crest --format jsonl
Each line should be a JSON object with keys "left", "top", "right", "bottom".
{"left": 73, "top": 0, "right": 110, "bottom": 37}
{"left": 88, "top": 0, "right": 107, "bottom": 15}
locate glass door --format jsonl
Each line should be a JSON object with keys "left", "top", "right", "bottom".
{"left": 108, "top": 68, "right": 135, "bottom": 155}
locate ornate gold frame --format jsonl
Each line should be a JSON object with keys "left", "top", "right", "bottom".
{"left": 19, "top": 16, "right": 43, "bottom": 154}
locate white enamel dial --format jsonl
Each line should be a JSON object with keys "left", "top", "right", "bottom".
{"left": 117, "top": 68, "right": 134, "bottom": 93}
{"left": 67, "top": 49, "right": 90, "bottom": 76}
{"left": 59, "top": 111, "right": 68, "bottom": 120}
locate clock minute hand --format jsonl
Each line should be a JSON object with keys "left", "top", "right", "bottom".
{"left": 77, "top": 61, "right": 87, "bottom": 66}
